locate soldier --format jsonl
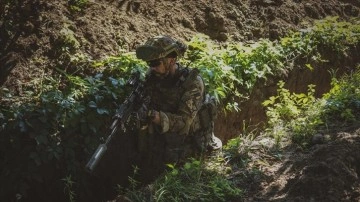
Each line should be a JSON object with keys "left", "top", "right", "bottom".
{"left": 135, "top": 35, "right": 222, "bottom": 179}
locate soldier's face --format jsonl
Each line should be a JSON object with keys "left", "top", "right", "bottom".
{"left": 148, "top": 58, "right": 170, "bottom": 78}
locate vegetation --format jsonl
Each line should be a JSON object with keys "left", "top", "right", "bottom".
{"left": 262, "top": 64, "right": 360, "bottom": 147}
{"left": 120, "top": 159, "right": 242, "bottom": 202}
{"left": 68, "top": 0, "right": 89, "bottom": 13}
{"left": 262, "top": 81, "right": 320, "bottom": 146}
{"left": 0, "top": 17, "right": 360, "bottom": 201}
{"left": 322, "top": 69, "right": 360, "bottom": 125}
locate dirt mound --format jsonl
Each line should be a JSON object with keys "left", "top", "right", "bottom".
{"left": 240, "top": 128, "right": 360, "bottom": 202}
{"left": 1, "top": 0, "right": 359, "bottom": 90}
{"left": 1, "top": 0, "right": 360, "bottom": 201}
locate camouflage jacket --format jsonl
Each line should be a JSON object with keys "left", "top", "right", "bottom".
{"left": 144, "top": 63, "right": 204, "bottom": 136}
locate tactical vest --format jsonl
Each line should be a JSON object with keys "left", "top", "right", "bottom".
{"left": 145, "top": 65, "right": 201, "bottom": 115}
{"left": 144, "top": 65, "right": 217, "bottom": 153}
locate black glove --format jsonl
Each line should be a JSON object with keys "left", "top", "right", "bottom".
{"left": 137, "top": 104, "right": 156, "bottom": 124}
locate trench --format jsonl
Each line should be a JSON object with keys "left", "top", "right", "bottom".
{"left": 73, "top": 45, "right": 360, "bottom": 202}
{"left": 215, "top": 45, "right": 360, "bottom": 142}
{"left": 3, "top": 46, "right": 360, "bottom": 202}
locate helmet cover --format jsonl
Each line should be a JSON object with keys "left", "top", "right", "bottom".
{"left": 136, "top": 35, "right": 187, "bottom": 61}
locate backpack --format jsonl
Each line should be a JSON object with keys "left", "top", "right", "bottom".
{"left": 179, "top": 67, "right": 222, "bottom": 151}
{"left": 196, "top": 93, "right": 222, "bottom": 151}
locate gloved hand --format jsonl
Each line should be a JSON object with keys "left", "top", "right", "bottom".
{"left": 137, "top": 104, "right": 156, "bottom": 124}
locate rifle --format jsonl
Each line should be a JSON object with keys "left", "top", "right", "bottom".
{"left": 85, "top": 71, "right": 149, "bottom": 174}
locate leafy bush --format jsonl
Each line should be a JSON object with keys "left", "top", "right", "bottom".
{"left": 262, "top": 81, "right": 322, "bottom": 146}
{"left": 0, "top": 54, "right": 146, "bottom": 200}
{"left": 185, "top": 16, "right": 360, "bottom": 112}
{"left": 280, "top": 16, "right": 360, "bottom": 65}
{"left": 322, "top": 66, "right": 360, "bottom": 125}
{"left": 263, "top": 66, "right": 360, "bottom": 147}
{"left": 122, "top": 159, "right": 242, "bottom": 202}
{"left": 186, "top": 35, "right": 285, "bottom": 111}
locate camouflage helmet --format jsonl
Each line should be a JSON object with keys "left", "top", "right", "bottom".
{"left": 136, "top": 35, "right": 187, "bottom": 61}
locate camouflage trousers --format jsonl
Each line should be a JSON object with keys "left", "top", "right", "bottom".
{"left": 136, "top": 131, "right": 200, "bottom": 177}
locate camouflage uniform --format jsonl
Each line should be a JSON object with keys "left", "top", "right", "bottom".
{"left": 141, "top": 64, "right": 204, "bottom": 161}
{"left": 135, "top": 35, "right": 221, "bottom": 177}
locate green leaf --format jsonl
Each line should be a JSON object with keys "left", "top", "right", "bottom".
{"left": 262, "top": 100, "right": 271, "bottom": 106}
{"left": 305, "top": 63, "right": 313, "bottom": 71}
{"left": 184, "top": 162, "right": 191, "bottom": 169}
{"left": 35, "top": 134, "right": 48, "bottom": 145}
{"left": 88, "top": 101, "right": 97, "bottom": 108}
{"left": 96, "top": 108, "right": 109, "bottom": 115}
{"left": 166, "top": 164, "right": 175, "bottom": 169}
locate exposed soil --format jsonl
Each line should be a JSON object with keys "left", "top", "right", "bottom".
{"left": 230, "top": 126, "right": 360, "bottom": 202}
{"left": 1, "top": 0, "right": 360, "bottom": 201}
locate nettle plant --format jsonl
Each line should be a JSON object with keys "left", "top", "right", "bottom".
{"left": 321, "top": 66, "right": 360, "bottom": 125}
{"left": 280, "top": 16, "right": 360, "bottom": 65}
{"left": 262, "top": 81, "right": 322, "bottom": 146}
{"left": 185, "top": 35, "right": 241, "bottom": 109}
{"left": 184, "top": 16, "right": 360, "bottom": 113}
{"left": 311, "top": 16, "right": 360, "bottom": 54}
{"left": 262, "top": 66, "right": 360, "bottom": 147}
{"left": 185, "top": 35, "right": 285, "bottom": 112}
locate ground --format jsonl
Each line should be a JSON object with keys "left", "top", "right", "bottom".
{"left": 232, "top": 126, "right": 360, "bottom": 201}
{"left": 1, "top": 0, "right": 360, "bottom": 201}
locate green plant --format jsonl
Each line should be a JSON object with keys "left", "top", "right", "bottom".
{"left": 62, "top": 175, "right": 76, "bottom": 202}
{"left": 263, "top": 81, "right": 322, "bottom": 146}
{"left": 322, "top": 66, "right": 360, "bottom": 125}
{"left": 53, "top": 24, "right": 89, "bottom": 68}
{"left": 68, "top": 0, "right": 89, "bottom": 12}
{"left": 185, "top": 35, "right": 283, "bottom": 112}
{"left": 262, "top": 66, "right": 360, "bottom": 146}
{"left": 0, "top": 53, "right": 141, "bottom": 200}
{"left": 280, "top": 16, "right": 360, "bottom": 65}
{"left": 122, "top": 159, "right": 242, "bottom": 202}
{"left": 186, "top": 34, "right": 242, "bottom": 106}
{"left": 59, "top": 25, "right": 80, "bottom": 51}
{"left": 116, "top": 166, "right": 147, "bottom": 201}
{"left": 311, "top": 16, "right": 360, "bottom": 54}
{"left": 223, "top": 137, "right": 242, "bottom": 157}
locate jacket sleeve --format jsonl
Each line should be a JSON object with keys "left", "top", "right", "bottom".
{"left": 158, "top": 75, "right": 204, "bottom": 135}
